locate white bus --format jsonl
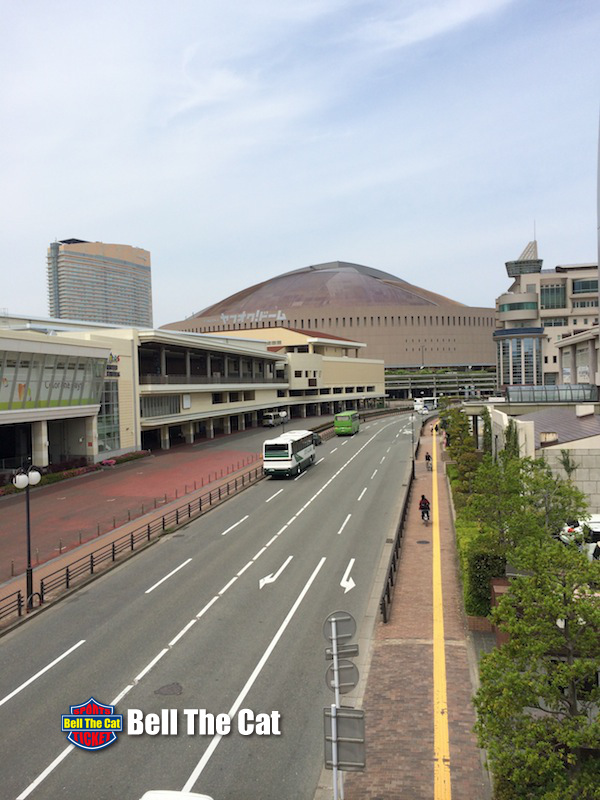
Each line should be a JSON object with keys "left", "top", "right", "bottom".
{"left": 262, "top": 430, "right": 316, "bottom": 478}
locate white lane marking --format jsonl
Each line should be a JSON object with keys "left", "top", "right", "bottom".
{"left": 218, "top": 576, "right": 237, "bottom": 595}
{"left": 387, "top": 447, "right": 391, "bottom": 453}
{"left": 182, "top": 558, "right": 327, "bottom": 792}
{"left": 111, "top": 684, "right": 133, "bottom": 705}
{"left": 340, "top": 559, "right": 356, "bottom": 594}
{"left": 252, "top": 547, "right": 267, "bottom": 560}
{"left": 134, "top": 648, "right": 168, "bottom": 682}
{"left": 316, "top": 457, "right": 325, "bottom": 464}
{"left": 145, "top": 558, "right": 192, "bottom": 594}
{"left": 371, "top": 469, "right": 378, "bottom": 479}
{"left": 266, "top": 488, "right": 284, "bottom": 503}
{"left": 341, "top": 441, "right": 348, "bottom": 446}
{"left": 331, "top": 447, "right": 338, "bottom": 453}
{"left": 169, "top": 619, "right": 197, "bottom": 647}
{"left": 266, "top": 534, "right": 278, "bottom": 547}
{"left": 237, "top": 560, "right": 253, "bottom": 577}
{"left": 17, "top": 745, "right": 74, "bottom": 799}
{"left": 0, "top": 640, "right": 86, "bottom": 708}
{"left": 196, "top": 596, "right": 219, "bottom": 619}
{"left": 221, "top": 515, "right": 249, "bottom": 536}
{"left": 293, "top": 470, "right": 306, "bottom": 480}
{"left": 357, "top": 487, "right": 367, "bottom": 502}
{"left": 380, "top": 456, "right": 386, "bottom": 464}
{"left": 259, "top": 555, "right": 293, "bottom": 589}
{"left": 337, "top": 514, "right": 352, "bottom": 535}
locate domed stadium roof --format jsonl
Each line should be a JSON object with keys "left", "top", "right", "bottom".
{"left": 188, "top": 261, "right": 465, "bottom": 319}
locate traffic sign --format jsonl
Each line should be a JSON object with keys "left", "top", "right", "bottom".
{"left": 325, "top": 643, "right": 359, "bottom": 660}
{"left": 325, "top": 659, "right": 359, "bottom": 694}
{"left": 322, "top": 610, "right": 356, "bottom": 643}
{"left": 324, "top": 707, "right": 366, "bottom": 771}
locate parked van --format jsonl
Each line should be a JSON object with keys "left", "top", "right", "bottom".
{"left": 262, "top": 411, "right": 284, "bottom": 427}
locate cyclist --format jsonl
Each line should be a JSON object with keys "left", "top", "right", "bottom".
{"left": 425, "top": 451, "right": 432, "bottom": 471}
{"left": 419, "top": 495, "right": 431, "bottom": 522}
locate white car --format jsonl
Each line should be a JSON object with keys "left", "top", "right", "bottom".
{"left": 140, "top": 792, "right": 214, "bottom": 800}
{"left": 559, "top": 516, "right": 600, "bottom": 562}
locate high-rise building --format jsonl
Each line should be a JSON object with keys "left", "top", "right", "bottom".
{"left": 47, "top": 239, "right": 153, "bottom": 326}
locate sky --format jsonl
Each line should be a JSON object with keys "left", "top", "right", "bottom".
{"left": 1, "top": 0, "right": 599, "bottom": 327}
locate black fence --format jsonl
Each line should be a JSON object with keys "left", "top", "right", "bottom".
{"left": 379, "top": 415, "right": 427, "bottom": 622}
{"left": 0, "top": 590, "right": 25, "bottom": 622}
{"left": 0, "top": 464, "right": 264, "bottom": 623}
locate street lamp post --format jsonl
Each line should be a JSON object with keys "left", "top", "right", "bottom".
{"left": 410, "top": 413, "right": 416, "bottom": 479}
{"left": 12, "top": 462, "right": 42, "bottom": 610}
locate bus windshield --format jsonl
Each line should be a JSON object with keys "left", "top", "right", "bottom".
{"left": 264, "top": 443, "right": 290, "bottom": 458}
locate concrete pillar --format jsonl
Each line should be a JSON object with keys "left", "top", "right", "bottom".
{"left": 300, "top": 405, "right": 307, "bottom": 418}
{"left": 160, "top": 425, "right": 170, "bottom": 450}
{"left": 206, "top": 419, "right": 215, "bottom": 439}
{"left": 224, "top": 357, "right": 229, "bottom": 379}
{"left": 207, "top": 353, "right": 212, "bottom": 377}
{"left": 589, "top": 339, "right": 597, "bottom": 384}
{"left": 84, "top": 416, "right": 97, "bottom": 463}
{"left": 251, "top": 411, "right": 258, "bottom": 427}
{"left": 223, "top": 417, "right": 231, "bottom": 435}
{"left": 570, "top": 344, "right": 577, "bottom": 383}
{"left": 558, "top": 346, "right": 564, "bottom": 384}
{"left": 185, "top": 351, "right": 191, "bottom": 381}
{"left": 184, "top": 421, "right": 194, "bottom": 444}
{"left": 329, "top": 402, "right": 335, "bottom": 415}
{"left": 31, "top": 419, "right": 49, "bottom": 467}
{"left": 160, "top": 347, "right": 167, "bottom": 377}
{"left": 239, "top": 414, "right": 246, "bottom": 431}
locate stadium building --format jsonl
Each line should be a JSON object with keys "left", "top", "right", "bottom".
{"left": 162, "top": 261, "right": 496, "bottom": 369}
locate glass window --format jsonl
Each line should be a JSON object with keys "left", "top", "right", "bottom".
{"left": 540, "top": 283, "right": 566, "bottom": 309}
{"left": 572, "top": 279, "right": 598, "bottom": 294}
{"left": 499, "top": 302, "right": 538, "bottom": 312}
{"left": 511, "top": 338, "right": 522, "bottom": 384}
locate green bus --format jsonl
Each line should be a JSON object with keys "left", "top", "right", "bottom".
{"left": 333, "top": 410, "right": 360, "bottom": 436}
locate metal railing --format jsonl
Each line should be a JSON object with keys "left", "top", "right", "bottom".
{"left": 0, "top": 464, "right": 265, "bottom": 623}
{"left": 0, "top": 590, "right": 25, "bottom": 622}
{"left": 379, "top": 464, "right": 415, "bottom": 623}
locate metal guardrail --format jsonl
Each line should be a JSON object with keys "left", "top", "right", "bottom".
{"left": 379, "top": 469, "right": 413, "bottom": 623}
{"left": 1, "top": 465, "right": 264, "bottom": 622}
{"left": 0, "top": 589, "right": 25, "bottom": 621}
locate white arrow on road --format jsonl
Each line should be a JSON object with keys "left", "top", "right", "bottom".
{"left": 259, "top": 555, "right": 293, "bottom": 589}
{"left": 340, "top": 558, "right": 356, "bottom": 594}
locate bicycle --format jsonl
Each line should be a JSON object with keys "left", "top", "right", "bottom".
{"left": 420, "top": 508, "right": 430, "bottom": 525}
{"left": 426, "top": 460, "right": 433, "bottom": 472}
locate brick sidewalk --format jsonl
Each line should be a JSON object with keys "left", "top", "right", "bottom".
{"left": 343, "top": 429, "right": 491, "bottom": 800}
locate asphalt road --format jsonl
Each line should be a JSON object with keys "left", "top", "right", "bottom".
{"left": 0, "top": 414, "right": 416, "bottom": 800}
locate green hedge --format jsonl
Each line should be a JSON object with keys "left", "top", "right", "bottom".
{"left": 454, "top": 513, "right": 505, "bottom": 617}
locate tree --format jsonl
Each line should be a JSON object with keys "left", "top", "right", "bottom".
{"left": 468, "top": 457, "right": 587, "bottom": 558}
{"left": 481, "top": 406, "right": 493, "bottom": 456}
{"left": 558, "top": 449, "right": 579, "bottom": 482}
{"left": 474, "top": 540, "right": 600, "bottom": 799}
{"left": 503, "top": 418, "right": 520, "bottom": 460}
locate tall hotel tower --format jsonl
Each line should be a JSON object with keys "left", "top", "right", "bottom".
{"left": 47, "top": 239, "right": 153, "bottom": 326}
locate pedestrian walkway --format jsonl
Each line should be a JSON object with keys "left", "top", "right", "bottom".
{"left": 340, "top": 425, "right": 491, "bottom": 800}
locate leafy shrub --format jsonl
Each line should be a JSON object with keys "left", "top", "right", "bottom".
{"left": 454, "top": 516, "right": 505, "bottom": 616}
